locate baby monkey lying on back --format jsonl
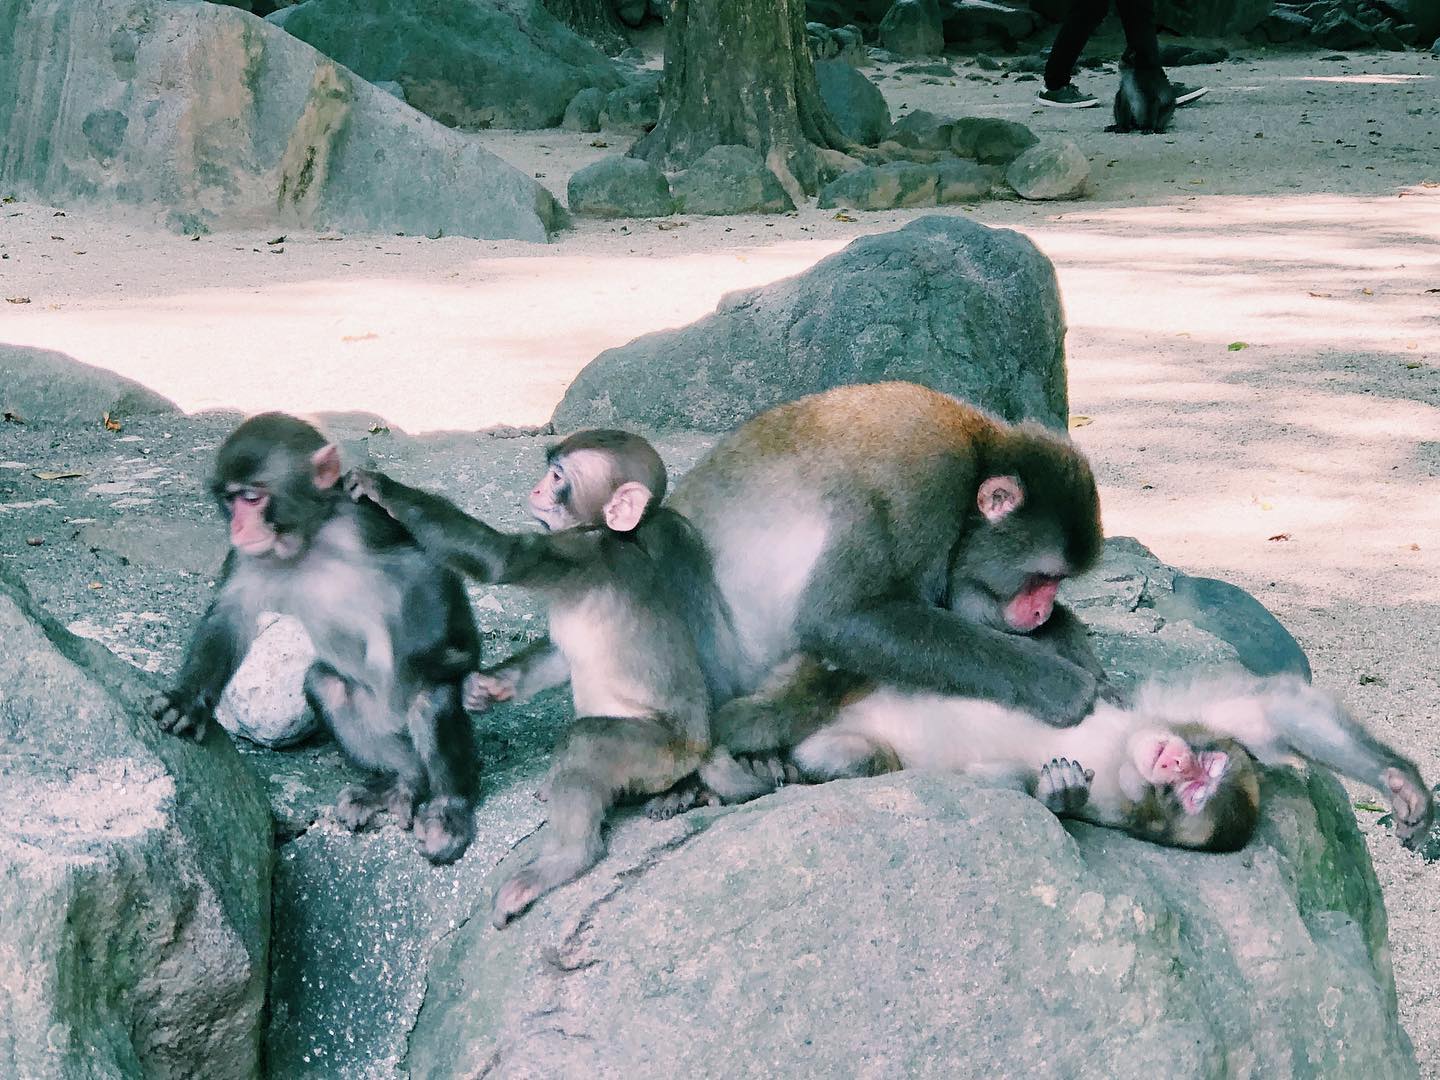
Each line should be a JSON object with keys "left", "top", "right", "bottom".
{"left": 733, "top": 661, "right": 1433, "bottom": 853}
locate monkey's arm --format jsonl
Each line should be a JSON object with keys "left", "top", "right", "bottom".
{"left": 801, "top": 600, "right": 1098, "bottom": 727}
{"left": 345, "top": 469, "right": 585, "bottom": 586}
{"left": 1196, "top": 676, "right": 1434, "bottom": 848}
{"left": 150, "top": 581, "right": 252, "bottom": 741}
{"left": 472, "top": 639, "right": 571, "bottom": 707}
{"left": 1031, "top": 604, "right": 1125, "bottom": 704}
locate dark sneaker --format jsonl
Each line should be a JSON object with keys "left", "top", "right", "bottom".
{"left": 1036, "top": 84, "right": 1099, "bottom": 108}
{"left": 1173, "top": 83, "right": 1210, "bottom": 106}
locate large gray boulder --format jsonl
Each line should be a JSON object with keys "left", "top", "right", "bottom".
{"left": 277, "top": 0, "right": 625, "bottom": 130}
{"left": 0, "top": 565, "right": 272, "bottom": 1079}
{"left": 671, "top": 146, "right": 794, "bottom": 216}
{"left": 0, "top": 0, "right": 565, "bottom": 240}
{"left": 879, "top": 0, "right": 946, "bottom": 54}
{"left": 395, "top": 537, "right": 1415, "bottom": 1080}
{"left": 817, "top": 161, "right": 940, "bottom": 210}
{"left": 0, "top": 345, "right": 179, "bottom": 426}
{"left": 552, "top": 215, "right": 1071, "bottom": 432}
{"left": 567, "top": 156, "right": 675, "bottom": 217}
{"left": 815, "top": 59, "right": 892, "bottom": 145}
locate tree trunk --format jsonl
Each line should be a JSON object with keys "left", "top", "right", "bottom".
{"left": 543, "top": 0, "right": 628, "bottom": 55}
{"left": 632, "top": 0, "right": 854, "bottom": 197}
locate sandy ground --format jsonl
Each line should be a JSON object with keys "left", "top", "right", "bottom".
{"left": 3, "top": 44, "right": 1440, "bottom": 1070}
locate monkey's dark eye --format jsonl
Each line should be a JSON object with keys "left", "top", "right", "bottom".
{"left": 226, "top": 487, "right": 267, "bottom": 505}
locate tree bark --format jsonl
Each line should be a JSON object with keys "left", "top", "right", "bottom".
{"left": 632, "top": 0, "right": 854, "bottom": 197}
{"left": 543, "top": 0, "right": 628, "bottom": 55}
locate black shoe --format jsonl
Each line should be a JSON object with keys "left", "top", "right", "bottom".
{"left": 1036, "top": 83, "right": 1100, "bottom": 108}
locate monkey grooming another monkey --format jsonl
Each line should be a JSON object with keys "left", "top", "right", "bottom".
{"left": 150, "top": 413, "right": 481, "bottom": 864}
{"left": 1107, "top": 49, "right": 1177, "bottom": 134}
{"left": 657, "top": 382, "right": 1107, "bottom": 805}
{"left": 763, "top": 663, "right": 1434, "bottom": 853}
{"left": 345, "top": 429, "right": 740, "bottom": 927}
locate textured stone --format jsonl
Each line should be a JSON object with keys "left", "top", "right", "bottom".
{"left": 1155, "top": 0, "right": 1272, "bottom": 35}
{"left": 279, "top": 0, "right": 625, "bottom": 130}
{"left": 0, "top": 0, "right": 565, "bottom": 240}
{"left": 817, "top": 161, "right": 939, "bottom": 209}
{"left": 567, "top": 155, "right": 675, "bottom": 217}
{"left": 553, "top": 215, "right": 1071, "bottom": 432}
{"left": 951, "top": 115, "right": 1039, "bottom": 164}
{"left": 879, "top": 0, "right": 945, "bottom": 55}
{"left": 671, "top": 146, "right": 794, "bottom": 215}
{"left": 562, "top": 86, "right": 608, "bottom": 132}
{"left": 936, "top": 158, "right": 994, "bottom": 201}
{"left": 815, "top": 60, "right": 892, "bottom": 145}
{"left": 0, "top": 344, "right": 178, "bottom": 426}
{"left": 215, "top": 614, "right": 322, "bottom": 749}
{"left": 599, "top": 74, "right": 663, "bottom": 131}
{"left": 886, "top": 108, "right": 958, "bottom": 150}
{"left": 0, "top": 566, "right": 271, "bottom": 1080}
{"left": 1006, "top": 138, "right": 1090, "bottom": 200}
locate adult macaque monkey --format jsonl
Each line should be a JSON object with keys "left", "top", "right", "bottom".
{"left": 150, "top": 413, "right": 481, "bottom": 864}
{"left": 664, "top": 381, "right": 1106, "bottom": 794}
{"left": 774, "top": 664, "right": 1434, "bottom": 852}
{"left": 344, "top": 429, "right": 741, "bottom": 927}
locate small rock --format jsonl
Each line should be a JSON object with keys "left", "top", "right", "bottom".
{"left": 671, "top": 146, "right": 794, "bottom": 215}
{"left": 568, "top": 156, "right": 675, "bottom": 217}
{"left": 1313, "top": 10, "right": 1378, "bottom": 48}
{"left": 817, "top": 162, "right": 939, "bottom": 210}
{"left": 832, "top": 25, "right": 869, "bottom": 65}
{"left": 816, "top": 60, "right": 893, "bottom": 145}
{"left": 215, "top": 613, "right": 321, "bottom": 748}
{"left": 562, "top": 86, "right": 608, "bottom": 132}
{"left": 951, "top": 116, "right": 1038, "bottom": 164}
{"left": 1005, "top": 138, "right": 1089, "bottom": 200}
{"left": 974, "top": 53, "right": 1004, "bottom": 70}
{"left": 1158, "top": 44, "right": 1230, "bottom": 65}
{"left": 1009, "top": 52, "right": 1049, "bottom": 73}
{"left": 886, "top": 108, "right": 957, "bottom": 150}
{"left": 942, "top": 0, "right": 1039, "bottom": 46}
{"left": 868, "top": 47, "right": 905, "bottom": 62}
{"left": 1252, "top": 9, "right": 1314, "bottom": 42}
{"left": 936, "top": 159, "right": 994, "bottom": 202}
{"left": 879, "top": 0, "right": 945, "bottom": 56}
{"left": 896, "top": 61, "right": 957, "bottom": 75}
{"left": 600, "top": 75, "right": 662, "bottom": 131}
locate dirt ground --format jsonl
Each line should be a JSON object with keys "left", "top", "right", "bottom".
{"left": 2, "top": 42, "right": 1439, "bottom": 1071}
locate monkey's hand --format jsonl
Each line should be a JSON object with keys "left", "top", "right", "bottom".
{"left": 1038, "top": 757, "right": 1093, "bottom": 815}
{"left": 148, "top": 690, "right": 212, "bottom": 742}
{"left": 462, "top": 670, "right": 517, "bottom": 712}
{"left": 1031, "top": 661, "right": 1099, "bottom": 728}
{"left": 1382, "top": 767, "right": 1435, "bottom": 850}
{"left": 342, "top": 467, "right": 392, "bottom": 512}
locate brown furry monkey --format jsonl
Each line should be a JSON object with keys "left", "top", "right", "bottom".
{"left": 345, "top": 429, "right": 740, "bottom": 926}
{"left": 151, "top": 413, "right": 482, "bottom": 864}
{"left": 756, "top": 663, "right": 1433, "bottom": 853}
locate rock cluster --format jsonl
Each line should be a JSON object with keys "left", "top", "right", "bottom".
{"left": 1250, "top": 0, "right": 1438, "bottom": 47}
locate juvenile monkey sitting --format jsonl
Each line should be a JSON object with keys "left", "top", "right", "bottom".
{"left": 345, "top": 429, "right": 738, "bottom": 926}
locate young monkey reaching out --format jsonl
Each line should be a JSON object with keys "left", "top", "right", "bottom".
{"left": 345, "top": 430, "right": 738, "bottom": 926}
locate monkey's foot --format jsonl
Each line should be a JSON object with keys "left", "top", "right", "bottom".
{"left": 462, "top": 671, "right": 516, "bottom": 712}
{"left": 336, "top": 783, "right": 386, "bottom": 831}
{"left": 1383, "top": 768, "right": 1435, "bottom": 848}
{"left": 148, "top": 692, "right": 210, "bottom": 742}
{"left": 644, "top": 778, "right": 720, "bottom": 820}
{"left": 491, "top": 868, "right": 547, "bottom": 929}
{"left": 1038, "top": 758, "right": 1093, "bottom": 814}
{"left": 415, "top": 796, "right": 473, "bottom": 865}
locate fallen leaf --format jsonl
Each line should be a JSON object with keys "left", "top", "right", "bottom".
{"left": 3, "top": 410, "right": 25, "bottom": 424}
{"left": 49, "top": 235, "right": 63, "bottom": 240}
{"left": 1361, "top": 287, "right": 1374, "bottom": 295}
{"left": 1, "top": 195, "right": 14, "bottom": 204}
{"left": 1227, "top": 341, "right": 1249, "bottom": 351}
{"left": 267, "top": 235, "right": 286, "bottom": 245}
{"left": 1267, "top": 533, "right": 1291, "bottom": 541}
{"left": 1307, "top": 291, "right": 1332, "bottom": 298}
{"left": 5, "top": 296, "right": 31, "bottom": 304}
{"left": 87, "top": 582, "right": 103, "bottom": 590}
{"left": 33, "top": 470, "right": 85, "bottom": 480}
{"left": 589, "top": 139, "right": 609, "bottom": 148}
{"left": 269, "top": 246, "right": 284, "bottom": 254}
{"left": 1352, "top": 800, "right": 1385, "bottom": 813}
{"left": 1358, "top": 673, "right": 1385, "bottom": 686}
{"left": 1069, "top": 415, "right": 1094, "bottom": 428}
{"left": 1405, "top": 361, "right": 1423, "bottom": 370}
{"left": 25, "top": 536, "right": 43, "bottom": 547}
{"left": 656, "top": 220, "right": 689, "bottom": 231}
{"left": 1408, "top": 543, "right": 1421, "bottom": 551}
{"left": 832, "top": 212, "right": 857, "bottom": 222}
{"left": 1426, "top": 288, "right": 1440, "bottom": 294}
{"left": 341, "top": 331, "right": 379, "bottom": 343}
{"left": 102, "top": 412, "right": 122, "bottom": 433}
{"left": 368, "top": 423, "right": 391, "bottom": 435}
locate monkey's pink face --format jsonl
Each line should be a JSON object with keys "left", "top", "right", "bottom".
{"left": 528, "top": 464, "right": 579, "bottom": 531}
{"left": 1130, "top": 731, "right": 1229, "bottom": 814}
{"left": 225, "top": 486, "right": 300, "bottom": 560}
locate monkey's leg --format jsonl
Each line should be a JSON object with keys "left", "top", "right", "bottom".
{"left": 407, "top": 683, "right": 479, "bottom": 865}
{"left": 492, "top": 716, "right": 703, "bottom": 928}
{"left": 305, "top": 663, "right": 427, "bottom": 833}
{"left": 789, "top": 730, "right": 901, "bottom": 783}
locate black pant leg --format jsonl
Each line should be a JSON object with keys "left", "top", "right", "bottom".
{"left": 1114, "top": 0, "right": 1163, "bottom": 70}
{"left": 1045, "top": 0, "right": 1111, "bottom": 90}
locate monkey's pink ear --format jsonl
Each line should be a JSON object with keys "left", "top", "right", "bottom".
{"left": 603, "top": 482, "right": 652, "bottom": 533}
{"left": 976, "top": 475, "right": 1024, "bottom": 522}
{"left": 311, "top": 444, "right": 342, "bottom": 490}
